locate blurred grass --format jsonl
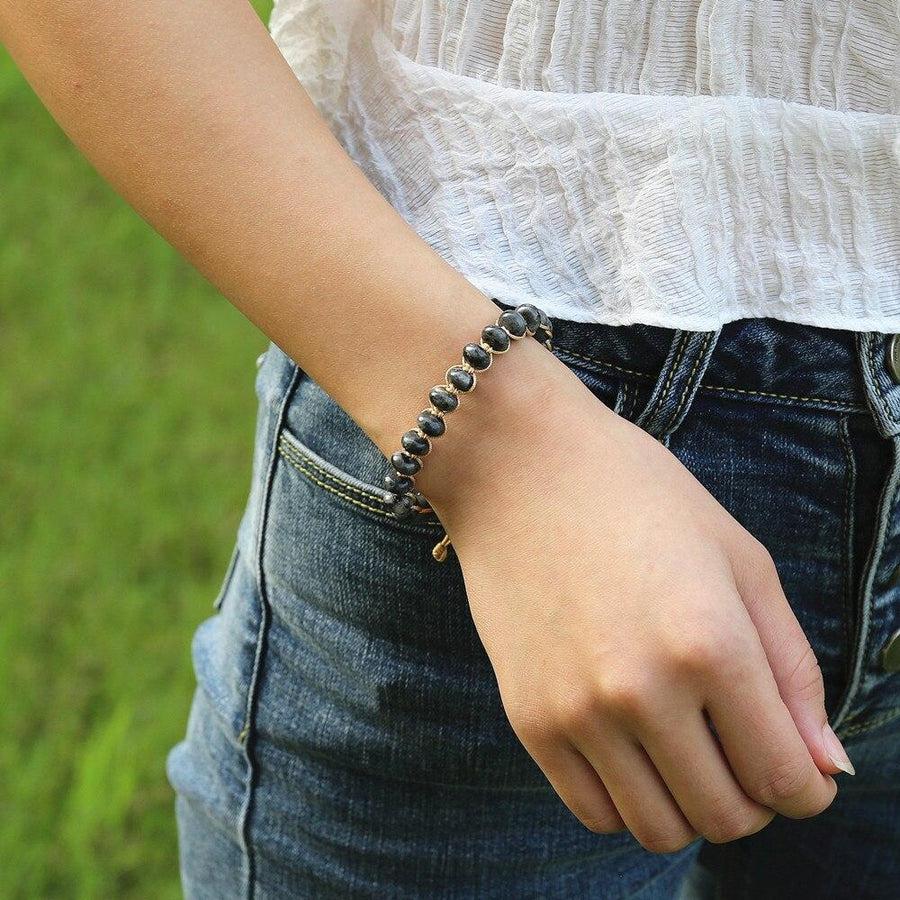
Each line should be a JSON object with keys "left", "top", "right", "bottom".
{"left": 0, "top": 2, "right": 274, "bottom": 896}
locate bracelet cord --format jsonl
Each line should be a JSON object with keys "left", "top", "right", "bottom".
{"left": 382, "top": 299, "right": 554, "bottom": 562}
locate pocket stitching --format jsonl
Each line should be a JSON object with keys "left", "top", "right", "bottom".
{"left": 279, "top": 439, "right": 388, "bottom": 517}
{"left": 665, "top": 330, "right": 716, "bottom": 433}
{"left": 277, "top": 433, "right": 441, "bottom": 530}
{"left": 557, "top": 346, "right": 867, "bottom": 411}
{"left": 278, "top": 431, "right": 388, "bottom": 505}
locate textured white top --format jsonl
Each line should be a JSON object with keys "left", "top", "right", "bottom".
{"left": 269, "top": 1, "right": 900, "bottom": 329}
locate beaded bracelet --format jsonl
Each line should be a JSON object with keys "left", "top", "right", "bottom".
{"left": 383, "top": 299, "right": 554, "bottom": 562}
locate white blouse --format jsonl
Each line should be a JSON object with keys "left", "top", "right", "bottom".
{"left": 269, "top": 1, "right": 900, "bottom": 330}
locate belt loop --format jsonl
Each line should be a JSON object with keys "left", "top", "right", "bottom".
{"left": 634, "top": 328, "right": 722, "bottom": 441}
{"left": 856, "top": 333, "right": 900, "bottom": 439}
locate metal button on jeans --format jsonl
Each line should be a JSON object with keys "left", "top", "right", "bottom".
{"left": 887, "top": 335, "right": 900, "bottom": 383}
{"left": 883, "top": 628, "right": 900, "bottom": 673}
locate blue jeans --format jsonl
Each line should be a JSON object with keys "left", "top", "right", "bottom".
{"left": 167, "top": 318, "right": 900, "bottom": 898}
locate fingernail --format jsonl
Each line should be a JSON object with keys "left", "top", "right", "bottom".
{"left": 822, "top": 723, "right": 855, "bottom": 775}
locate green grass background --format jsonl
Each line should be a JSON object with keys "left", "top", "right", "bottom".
{"left": 1, "top": 2, "right": 274, "bottom": 896}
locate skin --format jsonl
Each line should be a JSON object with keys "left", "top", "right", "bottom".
{"left": 1, "top": 0, "right": 854, "bottom": 853}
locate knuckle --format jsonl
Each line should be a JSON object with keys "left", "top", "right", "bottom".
{"left": 580, "top": 814, "right": 625, "bottom": 835}
{"left": 666, "top": 626, "right": 740, "bottom": 674}
{"left": 596, "top": 672, "right": 656, "bottom": 722}
{"left": 783, "top": 641, "right": 825, "bottom": 700}
{"left": 702, "top": 804, "right": 773, "bottom": 844}
{"left": 505, "top": 700, "right": 555, "bottom": 748}
{"left": 556, "top": 691, "right": 603, "bottom": 737}
{"left": 636, "top": 825, "right": 697, "bottom": 855}
{"left": 749, "top": 758, "right": 813, "bottom": 807}
{"left": 789, "top": 778, "right": 837, "bottom": 819}
{"left": 746, "top": 536, "right": 777, "bottom": 573}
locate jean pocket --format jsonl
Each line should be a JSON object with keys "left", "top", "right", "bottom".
{"left": 274, "top": 369, "right": 443, "bottom": 535}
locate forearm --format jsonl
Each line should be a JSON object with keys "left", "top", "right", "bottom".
{"left": 0, "top": 0, "right": 572, "bottom": 494}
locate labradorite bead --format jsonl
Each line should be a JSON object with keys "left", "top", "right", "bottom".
{"left": 481, "top": 325, "right": 510, "bottom": 352}
{"left": 516, "top": 304, "right": 541, "bottom": 333}
{"left": 417, "top": 411, "right": 445, "bottom": 437}
{"left": 391, "top": 494, "right": 416, "bottom": 520}
{"left": 391, "top": 451, "right": 421, "bottom": 476}
{"left": 429, "top": 386, "right": 459, "bottom": 412}
{"left": 401, "top": 429, "right": 431, "bottom": 456}
{"left": 535, "top": 327, "right": 552, "bottom": 345}
{"left": 498, "top": 310, "right": 527, "bottom": 338}
{"left": 538, "top": 308, "right": 552, "bottom": 332}
{"left": 463, "top": 343, "right": 492, "bottom": 370}
{"left": 384, "top": 472, "right": 414, "bottom": 494}
{"left": 447, "top": 366, "right": 475, "bottom": 392}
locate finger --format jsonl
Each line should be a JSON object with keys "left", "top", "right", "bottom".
{"left": 638, "top": 705, "right": 775, "bottom": 843}
{"left": 731, "top": 546, "right": 855, "bottom": 777}
{"left": 575, "top": 730, "right": 697, "bottom": 854}
{"left": 529, "top": 741, "right": 626, "bottom": 834}
{"left": 704, "top": 632, "right": 837, "bottom": 819}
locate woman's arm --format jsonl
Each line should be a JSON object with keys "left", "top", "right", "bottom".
{"left": 0, "top": 0, "right": 541, "bottom": 458}
{"left": 1, "top": 0, "right": 849, "bottom": 851}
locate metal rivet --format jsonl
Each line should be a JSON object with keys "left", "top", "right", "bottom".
{"left": 886, "top": 335, "right": 900, "bottom": 384}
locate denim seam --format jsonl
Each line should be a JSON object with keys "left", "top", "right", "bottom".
{"left": 280, "top": 446, "right": 389, "bottom": 516}
{"left": 832, "top": 434, "right": 900, "bottom": 730}
{"left": 279, "top": 425, "right": 395, "bottom": 501}
{"left": 555, "top": 347, "right": 649, "bottom": 381}
{"left": 238, "top": 364, "right": 304, "bottom": 900}
{"left": 623, "top": 382, "right": 640, "bottom": 420}
{"left": 278, "top": 434, "right": 387, "bottom": 505}
{"left": 636, "top": 331, "right": 690, "bottom": 432}
{"left": 837, "top": 414, "right": 856, "bottom": 714}
{"left": 864, "top": 333, "right": 900, "bottom": 428}
{"left": 697, "top": 382, "right": 865, "bottom": 411}
{"left": 277, "top": 439, "right": 442, "bottom": 535}
{"left": 664, "top": 331, "right": 716, "bottom": 435}
{"left": 854, "top": 434, "right": 900, "bottom": 709}
{"left": 838, "top": 705, "right": 900, "bottom": 739}
{"left": 640, "top": 331, "right": 690, "bottom": 427}
{"left": 213, "top": 542, "right": 241, "bottom": 612}
{"left": 556, "top": 347, "right": 866, "bottom": 410}
{"left": 613, "top": 380, "right": 630, "bottom": 416}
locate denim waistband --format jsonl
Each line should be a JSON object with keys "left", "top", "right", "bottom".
{"left": 540, "top": 314, "right": 900, "bottom": 438}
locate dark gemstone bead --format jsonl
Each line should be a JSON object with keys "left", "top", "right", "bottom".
{"left": 429, "top": 386, "right": 459, "bottom": 412}
{"left": 391, "top": 493, "right": 416, "bottom": 520}
{"left": 498, "top": 310, "right": 527, "bottom": 338}
{"left": 534, "top": 327, "right": 552, "bottom": 345}
{"left": 463, "top": 343, "right": 492, "bottom": 370}
{"left": 384, "top": 472, "right": 414, "bottom": 494}
{"left": 538, "top": 308, "right": 552, "bottom": 333}
{"left": 447, "top": 366, "right": 475, "bottom": 392}
{"left": 391, "top": 451, "right": 421, "bottom": 476}
{"left": 412, "top": 491, "right": 430, "bottom": 509}
{"left": 417, "top": 410, "right": 445, "bottom": 437}
{"left": 481, "top": 325, "right": 510, "bottom": 353}
{"left": 516, "top": 304, "right": 541, "bottom": 333}
{"left": 401, "top": 429, "right": 431, "bottom": 456}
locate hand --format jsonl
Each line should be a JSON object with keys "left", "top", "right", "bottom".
{"left": 422, "top": 345, "right": 852, "bottom": 852}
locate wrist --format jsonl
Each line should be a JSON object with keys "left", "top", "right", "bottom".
{"left": 409, "top": 333, "right": 604, "bottom": 523}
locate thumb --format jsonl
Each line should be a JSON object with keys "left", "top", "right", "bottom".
{"left": 732, "top": 544, "right": 855, "bottom": 777}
